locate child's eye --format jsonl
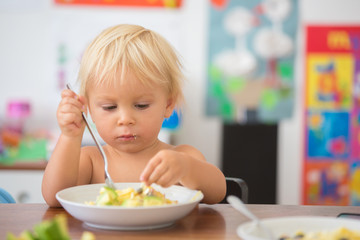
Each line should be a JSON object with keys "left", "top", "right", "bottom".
{"left": 135, "top": 104, "right": 149, "bottom": 110}
{"left": 102, "top": 105, "right": 117, "bottom": 110}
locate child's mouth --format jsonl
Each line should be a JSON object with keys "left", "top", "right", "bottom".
{"left": 117, "top": 134, "right": 137, "bottom": 141}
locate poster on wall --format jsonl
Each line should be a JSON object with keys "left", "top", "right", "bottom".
{"left": 303, "top": 25, "right": 360, "bottom": 206}
{"left": 206, "top": 0, "right": 298, "bottom": 123}
{"left": 54, "top": 0, "right": 183, "bottom": 8}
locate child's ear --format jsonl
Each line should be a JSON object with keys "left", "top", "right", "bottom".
{"left": 164, "top": 98, "right": 175, "bottom": 118}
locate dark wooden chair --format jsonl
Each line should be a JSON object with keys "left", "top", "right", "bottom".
{"left": 220, "top": 177, "right": 248, "bottom": 204}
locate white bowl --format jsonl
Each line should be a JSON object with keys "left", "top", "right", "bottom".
{"left": 56, "top": 182, "right": 203, "bottom": 230}
{"left": 238, "top": 216, "right": 360, "bottom": 240}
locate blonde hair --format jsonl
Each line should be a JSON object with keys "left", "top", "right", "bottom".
{"left": 78, "top": 24, "right": 184, "bottom": 107}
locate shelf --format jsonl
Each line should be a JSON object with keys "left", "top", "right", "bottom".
{"left": 0, "top": 160, "right": 47, "bottom": 170}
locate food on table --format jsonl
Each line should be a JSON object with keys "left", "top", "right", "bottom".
{"left": 86, "top": 184, "right": 178, "bottom": 207}
{"left": 6, "top": 214, "right": 95, "bottom": 240}
{"left": 278, "top": 227, "right": 360, "bottom": 240}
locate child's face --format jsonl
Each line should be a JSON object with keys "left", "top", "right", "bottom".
{"left": 87, "top": 71, "right": 174, "bottom": 153}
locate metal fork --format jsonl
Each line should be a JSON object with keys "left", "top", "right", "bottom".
{"left": 66, "top": 84, "right": 116, "bottom": 189}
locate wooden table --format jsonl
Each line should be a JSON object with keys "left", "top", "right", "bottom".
{"left": 1, "top": 204, "right": 360, "bottom": 239}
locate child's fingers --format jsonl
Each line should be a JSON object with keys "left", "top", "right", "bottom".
{"left": 61, "top": 89, "right": 86, "bottom": 110}
{"left": 58, "top": 95, "right": 84, "bottom": 127}
{"left": 154, "top": 172, "right": 173, "bottom": 188}
{"left": 60, "top": 110, "right": 82, "bottom": 123}
{"left": 61, "top": 89, "right": 77, "bottom": 98}
{"left": 147, "top": 164, "right": 168, "bottom": 186}
{"left": 60, "top": 92, "right": 85, "bottom": 111}
{"left": 140, "top": 157, "right": 163, "bottom": 185}
{"left": 60, "top": 98, "right": 81, "bottom": 110}
{"left": 78, "top": 95, "right": 87, "bottom": 112}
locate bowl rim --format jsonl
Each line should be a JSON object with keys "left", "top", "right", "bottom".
{"left": 237, "top": 216, "right": 360, "bottom": 240}
{"left": 56, "top": 182, "right": 204, "bottom": 210}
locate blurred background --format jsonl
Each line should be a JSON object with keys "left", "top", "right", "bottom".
{"left": 0, "top": 0, "right": 360, "bottom": 205}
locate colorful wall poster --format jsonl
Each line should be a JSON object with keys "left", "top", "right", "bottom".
{"left": 303, "top": 25, "right": 360, "bottom": 205}
{"left": 54, "top": 0, "right": 183, "bottom": 8}
{"left": 206, "top": 0, "right": 299, "bottom": 122}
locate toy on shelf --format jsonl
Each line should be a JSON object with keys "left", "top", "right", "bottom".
{"left": 0, "top": 100, "right": 48, "bottom": 165}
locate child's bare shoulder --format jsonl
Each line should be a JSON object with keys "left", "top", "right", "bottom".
{"left": 173, "top": 144, "right": 206, "bottom": 161}
{"left": 80, "top": 145, "right": 102, "bottom": 157}
{"left": 173, "top": 144, "right": 198, "bottom": 151}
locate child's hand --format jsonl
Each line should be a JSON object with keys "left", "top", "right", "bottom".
{"left": 57, "top": 89, "right": 87, "bottom": 137}
{"left": 140, "top": 149, "right": 190, "bottom": 188}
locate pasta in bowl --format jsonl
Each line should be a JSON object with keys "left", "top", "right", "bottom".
{"left": 56, "top": 182, "right": 203, "bottom": 230}
{"left": 85, "top": 184, "right": 178, "bottom": 207}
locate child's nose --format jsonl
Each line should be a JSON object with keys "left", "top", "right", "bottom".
{"left": 116, "top": 110, "right": 135, "bottom": 126}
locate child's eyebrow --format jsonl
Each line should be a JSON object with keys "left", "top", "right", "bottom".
{"left": 93, "top": 95, "right": 115, "bottom": 101}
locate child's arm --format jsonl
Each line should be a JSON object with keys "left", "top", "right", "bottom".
{"left": 140, "top": 145, "right": 227, "bottom": 204}
{"left": 41, "top": 90, "right": 87, "bottom": 207}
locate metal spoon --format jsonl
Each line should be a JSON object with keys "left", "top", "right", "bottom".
{"left": 227, "top": 195, "right": 275, "bottom": 240}
{"left": 66, "top": 83, "right": 116, "bottom": 190}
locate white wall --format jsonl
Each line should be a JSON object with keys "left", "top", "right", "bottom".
{"left": 175, "top": 0, "right": 222, "bottom": 168}
{"left": 1, "top": 0, "right": 359, "bottom": 205}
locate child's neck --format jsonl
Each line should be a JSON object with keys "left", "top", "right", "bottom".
{"left": 105, "top": 139, "right": 169, "bottom": 160}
